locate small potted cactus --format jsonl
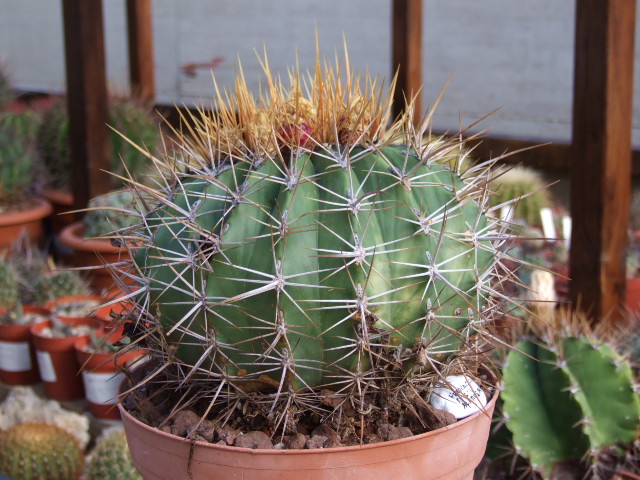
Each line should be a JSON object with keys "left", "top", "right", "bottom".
{"left": 107, "top": 49, "right": 526, "bottom": 480}
{"left": 0, "top": 110, "right": 52, "bottom": 251}
{"left": 37, "top": 97, "right": 161, "bottom": 233}
{"left": 84, "top": 428, "right": 142, "bottom": 480}
{"left": 59, "top": 190, "right": 140, "bottom": 293}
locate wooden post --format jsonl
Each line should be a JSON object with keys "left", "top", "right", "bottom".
{"left": 62, "top": 0, "right": 111, "bottom": 215}
{"left": 391, "top": 0, "right": 422, "bottom": 124}
{"left": 126, "top": 0, "right": 155, "bottom": 102}
{"left": 569, "top": 0, "right": 636, "bottom": 322}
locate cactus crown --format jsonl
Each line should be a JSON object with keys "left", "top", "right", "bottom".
{"left": 0, "top": 422, "right": 84, "bottom": 480}
{"left": 114, "top": 49, "right": 519, "bottom": 432}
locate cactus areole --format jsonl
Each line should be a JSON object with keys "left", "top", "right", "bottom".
{"left": 121, "top": 52, "right": 511, "bottom": 414}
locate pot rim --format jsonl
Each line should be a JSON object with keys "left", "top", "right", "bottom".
{"left": 0, "top": 198, "right": 53, "bottom": 227}
{"left": 59, "top": 221, "right": 125, "bottom": 253}
{"left": 117, "top": 372, "right": 499, "bottom": 456}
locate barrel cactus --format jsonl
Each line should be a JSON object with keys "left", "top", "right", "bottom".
{"left": 0, "top": 422, "right": 84, "bottom": 480}
{"left": 83, "top": 190, "right": 139, "bottom": 238}
{"left": 490, "top": 165, "right": 550, "bottom": 226}
{"left": 114, "top": 52, "right": 517, "bottom": 433}
{"left": 84, "top": 428, "right": 141, "bottom": 480}
{"left": 32, "top": 269, "right": 90, "bottom": 306}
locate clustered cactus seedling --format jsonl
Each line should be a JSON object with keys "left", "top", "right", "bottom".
{"left": 113, "top": 51, "right": 521, "bottom": 438}
{"left": 0, "top": 422, "right": 84, "bottom": 480}
{"left": 84, "top": 428, "right": 142, "bottom": 480}
{"left": 37, "top": 98, "right": 160, "bottom": 192}
{"left": 501, "top": 313, "right": 640, "bottom": 478}
{"left": 32, "top": 269, "right": 91, "bottom": 306}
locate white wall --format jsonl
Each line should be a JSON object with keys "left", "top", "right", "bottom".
{"left": 0, "top": 0, "right": 638, "bottom": 145}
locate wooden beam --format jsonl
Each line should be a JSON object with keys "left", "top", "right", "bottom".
{"left": 569, "top": 0, "right": 636, "bottom": 322}
{"left": 126, "top": 0, "right": 155, "bottom": 102}
{"left": 62, "top": 0, "right": 111, "bottom": 216}
{"left": 391, "top": 0, "right": 422, "bottom": 124}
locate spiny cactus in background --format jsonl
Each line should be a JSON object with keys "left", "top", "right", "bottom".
{"left": 0, "top": 259, "right": 19, "bottom": 308}
{"left": 0, "top": 111, "right": 41, "bottom": 207}
{"left": 37, "top": 98, "right": 160, "bottom": 192}
{"left": 112, "top": 50, "right": 521, "bottom": 433}
{"left": 0, "top": 63, "right": 13, "bottom": 110}
{"left": 83, "top": 190, "right": 140, "bottom": 238}
{"left": 490, "top": 165, "right": 550, "bottom": 226}
{"left": 32, "top": 269, "right": 90, "bottom": 306}
{"left": 84, "top": 428, "right": 142, "bottom": 480}
{"left": 501, "top": 313, "right": 640, "bottom": 478}
{"left": 0, "top": 422, "right": 84, "bottom": 480}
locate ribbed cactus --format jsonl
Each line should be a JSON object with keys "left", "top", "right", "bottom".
{"left": 114, "top": 51, "right": 516, "bottom": 430}
{"left": 502, "top": 335, "right": 640, "bottom": 477}
{"left": 84, "top": 429, "right": 141, "bottom": 480}
{"left": 0, "top": 422, "right": 84, "bottom": 480}
{"left": 83, "top": 190, "right": 140, "bottom": 238}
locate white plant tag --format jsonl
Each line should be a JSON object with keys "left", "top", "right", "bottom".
{"left": 500, "top": 205, "right": 514, "bottom": 222}
{"left": 82, "top": 371, "right": 123, "bottom": 405}
{"left": 0, "top": 341, "right": 32, "bottom": 372}
{"left": 562, "top": 216, "right": 572, "bottom": 249}
{"left": 540, "top": 208, "right": 556, "bottom": 241}
{"left": 36, "top": 350, "right": 56, "bottom": 382}
{"left": 429, "top": 375, "right": 487, "bottom": 419}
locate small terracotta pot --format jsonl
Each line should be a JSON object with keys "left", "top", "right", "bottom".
{"left": 44, "top": 295, "right": 104, "bottom": 323}
{"left": 59, "top": 221, "right": 132, "bottom": 293}
{"left": 75, "top": 330, "right": 145, "bottom": 419}
{"left": 119, "top": 382, "right": 498, "bottom": 480}
{"left": 30, "top": 317, "right": 98, "bottom": 400}
{"left": 94, "top": 299, "right": 134, "bottom": 334}
{"left": 0, "top": 306, "right": 50, "bottom": 385}
{"left": 0, "top": 198, "right": 53, "bottom": 252}
{"left": 626, "top": 277, "right": 640, "bottom": 314}
{"left": 42, "top": 188, "right": 74, "bottom": 234}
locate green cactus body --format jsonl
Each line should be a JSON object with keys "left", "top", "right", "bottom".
{"left": 85, "top": 429, "right": 141, "bottom": 480}
{"left": 0, "top": 111, "right": 40, "bottom": 205}
{"left": 502, "top": 337, "right": 640, "bottom": 476}
{"left": 0, "top": 260, "right": 19, "bottom": 308}
{"left": 32, "top": 270, "right": 90, "bottom": 305}
{"left": 0, "top": 422, "right": 83, "bottom": 480}
{"left": 136, "top": 140, "right": 495, "bottom": 389}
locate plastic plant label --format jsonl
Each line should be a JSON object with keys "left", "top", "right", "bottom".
{"left": 500, "top": 205, "right": 514, "bottom": 222}
{"left": 35, "top": 350, "right": 56, "bottom": 382}
{"left": 429, "top": 375, "right": 487, "bottom": 419}
{"left": 82, "top": 371, "right": 123, "bottom": 405}
{"left": 540, "top": 208, "right": 556, "bottom": 241}
{"left": 0, "top": 341, "right": 31, "bottom": 372}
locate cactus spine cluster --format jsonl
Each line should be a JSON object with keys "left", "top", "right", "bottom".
{"left": 114, "top": 51, "right": 517, "bottom": 429}
{"left": 502, "top": 329, "right": 640, "bottom": 477}
{"left": 84, "top": 429, "right": 141, "bottom": 480}
{"left": 0, "top": 422, "right": 83, "bottom": 480}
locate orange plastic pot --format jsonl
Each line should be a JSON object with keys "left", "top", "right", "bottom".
{"left": 119, "top": 385, "right": 498, "bottom": 480}
{"left": 0, "top": 198, "right": 52, "bottom": 252}
{"left": 0, "top": 306, "right": 50, "bottom": 385}
{"left": 75, "top": 330, "right": 145, "bottom": 419}
{"left": 30, "top": 317, "right": 98, "bottom": 400}
{"left": 59, "top": 221, "right": 132, "bottom": 293}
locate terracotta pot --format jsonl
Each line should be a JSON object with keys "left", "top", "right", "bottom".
{"left": 44, "top": 295, "right": 104, "bottom": 323}
{"left": 75, "top": 330, "right": 145, "bottom": 419}
{"left": 119, "top": 384, "right": 498, "bottom": 480}
{"left": 626, "top": 277, "right": 640, "bottom": 314}
{"left": 42, "top": 188, "right": 74, "bottom": 234}
{"left": 30, "top": 317, "right": 98, "bottom": 400}
{"left": 0, "top": 198, "right": 53, "bottom": 252}
{"left": 94, "top": 299, "right": 134, "bottom": 334}
{"left": 59, "top": 221, "right": 132, "bottom": 293}
{"left": 0, "top": 306, "right": 50, "bottom": 385}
